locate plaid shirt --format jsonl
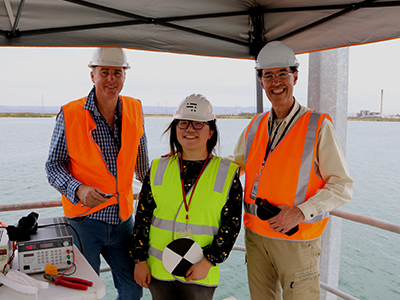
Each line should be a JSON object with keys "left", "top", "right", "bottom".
{"left": 45, "top": 87, "right": 149, "bottom": 224}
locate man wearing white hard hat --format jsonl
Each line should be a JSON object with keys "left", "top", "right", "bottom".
{"left": 46, "top": 47, "right": 149, "bottom": 300}
{"left": 231, "top": 41, "right": 353, "bottom": 299}
{"left": 130, "top": 94, "right": 242, "bottom": 300}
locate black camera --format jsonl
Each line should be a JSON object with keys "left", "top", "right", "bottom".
{"left": 6, "top": 212, "right": 39, "bottom": 241}
{"left": 255, "top": 197, "right": 298, "bottom": 236}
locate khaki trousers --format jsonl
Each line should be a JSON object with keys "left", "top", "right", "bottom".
{"left": 245, "top": 229, "right": 321, "bottom": 300}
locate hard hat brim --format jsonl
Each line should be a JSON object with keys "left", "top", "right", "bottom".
{"left": 88, "top": 63, "right": 131, "bottom": 69}
{"left": 173, "top": 114, "right": 215, "bottom": 122}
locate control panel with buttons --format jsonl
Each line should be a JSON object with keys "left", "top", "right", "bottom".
{"left": 17, "top": 217, "right": 74, "bottom": 274}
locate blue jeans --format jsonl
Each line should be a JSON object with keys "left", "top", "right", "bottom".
{"left": 67, "top": 215, "right": 142, "bottom": 300}
{"left": 149, "top": 278, "right": 216, "bottom": 300}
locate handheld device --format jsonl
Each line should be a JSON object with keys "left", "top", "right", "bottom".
{"left": 255, "top": 197, "right": 299, "bottom": 236}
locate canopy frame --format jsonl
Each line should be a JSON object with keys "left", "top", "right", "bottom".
{"left": 2, "top": 0, "right": 400, "bottom": 58}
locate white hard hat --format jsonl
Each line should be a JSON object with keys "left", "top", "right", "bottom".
{"left": 88, "top": 47, "right": 130, "bottom": 69}
{"left": 173, "top": 94, "right": 215, "bottom": 122}
{"left": 255, "top": 41, "right": 299, "bottom": 70}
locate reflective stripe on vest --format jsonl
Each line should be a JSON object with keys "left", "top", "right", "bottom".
{"left": 61, "top": 96, "right": 143, "bottom": 220}
{"left": 243, "top": 110, "right": 330, "bottom": 241}
{"left": 244, "top": 112, "right": 267, "bottom": 167}
{"left": 147, "top": 155, "right": 239, "bottom": 286}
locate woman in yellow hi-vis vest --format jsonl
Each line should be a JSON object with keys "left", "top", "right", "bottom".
{"left": 130, "top": 94, "right": 242, "bottom": 300}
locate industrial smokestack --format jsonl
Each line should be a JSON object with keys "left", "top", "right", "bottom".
{"left": 380, "top": 89, "right": 384, "bottom": 117}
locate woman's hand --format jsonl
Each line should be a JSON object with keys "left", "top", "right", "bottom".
{"left": 185, "top": 258, "right": 212, "bottom": 282}
{"left": 134, "top": 261, "right": 151, "bottom": 288}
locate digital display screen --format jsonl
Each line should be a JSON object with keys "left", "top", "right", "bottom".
{"left": 24, "top": 253, "right": 34, "bottom": 257}
{"left": 0, "top": 249, "right": 6, "bottom": 255}
{"left": 40, "top": 242, "right": 54, "bottom": 249}
{"left": 23, "top": 244, "right": 37, "bottom": 251}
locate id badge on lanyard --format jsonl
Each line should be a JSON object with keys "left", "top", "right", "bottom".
{"left": 250, "top": 174, "right": 260, "bottom": 200}
{"left": 175, "top": 226, "right": 193, "bottom": 240}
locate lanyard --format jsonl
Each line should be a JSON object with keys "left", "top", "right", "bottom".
{"left": 260, "top": 105, "right": 301, "bottom": 175}
{"left": 179, "top": 155, "right": 210, "bottom": 223}
{"left": 250, "top": 106, "right": 301, "bottom": 200}
{"left": 263, "top": 116, "right": 283, "bottom": 165}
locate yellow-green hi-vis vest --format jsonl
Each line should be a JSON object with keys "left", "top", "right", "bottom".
{"left": 147, "top": 154, "right": 239, "bottom": 287}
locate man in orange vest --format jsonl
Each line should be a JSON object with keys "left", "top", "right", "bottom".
{"left": 45, "top": 47, "right": 149, "bottom": 300}
{"left": 231, "top": 41, "right": 353, "bottom": 299}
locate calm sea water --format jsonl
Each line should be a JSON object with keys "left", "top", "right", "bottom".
{"left": 0, "top": 117, "right": 399, "bottom": 300}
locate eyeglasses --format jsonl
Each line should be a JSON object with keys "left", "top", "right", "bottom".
{"left": 261, "top": 71, "right": 293, "bottom": 82}
{"left": 177, "top": 120, "right": 208, "bottom": 130}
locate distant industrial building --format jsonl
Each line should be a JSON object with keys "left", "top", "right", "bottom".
{"left": 354, "top": 89, "right": 400, "bottom": 118}
{"left": 353, "top": 110, "right": 400, "bottom": 119}
{"left": 356, "top": 110, "right": 382, "bottom": 118}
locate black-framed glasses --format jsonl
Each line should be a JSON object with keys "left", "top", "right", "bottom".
{"left": 261, "top": 71, "right": 293, "bottom": 82}
{"left": 177, "top": 120, "right": 208, "bottom": 130}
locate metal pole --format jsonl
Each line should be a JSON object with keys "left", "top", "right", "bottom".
{"left": 308, "top": 47, "right": 350, "bottom": 300}
{"left": 256, "top": 74, "right": 263, "bottom": 113}
{"left": 3, "top": 0, "right": 15, "bottom": 27}
{"left": 331, "top": 209, "right": 400, "bottom": 234}
{"left": 11, "top": 0, "right": 25, "bottom": 37}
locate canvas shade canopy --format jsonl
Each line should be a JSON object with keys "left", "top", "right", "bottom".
{"left": 1, "top": 0, "right": 400, "bottom": 58}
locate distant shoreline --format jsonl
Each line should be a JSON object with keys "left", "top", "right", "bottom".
{"left": 0, "top": 112, "right": 257, "bottom": 119}
{"left": 347, "top": 117, "right": 400, "bottom": 122}
{"left": 0, "top": 112, "right": 57, "bottom": 118}
{"left": 1, "top": 112, "right": 399, "bottom": 122}
{"left": 143, "top": 113, "right": 257, "bottom": 119}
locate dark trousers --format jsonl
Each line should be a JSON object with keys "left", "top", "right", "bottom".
{"left": 149, "top": 277, "right": 216, "bottom": 300}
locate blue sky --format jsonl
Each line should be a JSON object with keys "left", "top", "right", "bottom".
{"left": 1, "top": 38, "right": 399, "bottom": 114}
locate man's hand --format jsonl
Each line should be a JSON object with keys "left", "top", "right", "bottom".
{"left": 185, "top": 258, "right": 212, "bottom": 282}
{"left": 134, "top": 261, "right": 151, "bottom": 288}
{"left": 76, "top": 185, "right": 108, "bottom": 207}
{"left": 268, "top": 205, "right": 304, "bottom": 234}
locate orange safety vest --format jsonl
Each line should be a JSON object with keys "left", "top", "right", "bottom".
{"left": 61, "top": 96, "right": 143, "bottom": 220}
{"left": 243, "top": 110, "right": 330, "bottom": 241}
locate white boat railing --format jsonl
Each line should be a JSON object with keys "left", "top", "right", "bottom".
{"left": 1, "top": 202, "right": 399, "bottom": 300}
{"left": 330, "top": 209, "right": 400, "bottom": 234}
